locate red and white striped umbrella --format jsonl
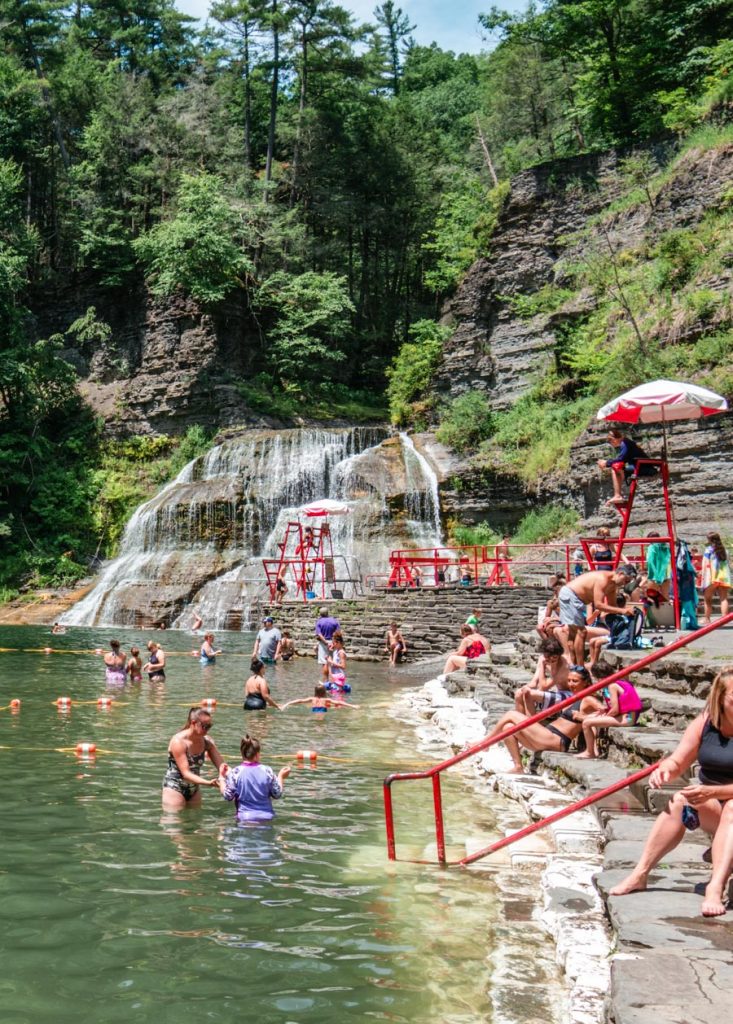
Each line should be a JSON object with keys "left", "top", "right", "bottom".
{"left": 597, "top": 379, "right": 728, "bottom": 424}
{"left": 299, "top": 499, "right": 351, "bottom": 517}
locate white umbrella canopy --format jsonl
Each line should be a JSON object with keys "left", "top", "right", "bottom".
{"left": 299, "top": 499, "right": 351, "bottom": 517}
{"left": 597, "top": 379, "right": 728, "bottom": 424}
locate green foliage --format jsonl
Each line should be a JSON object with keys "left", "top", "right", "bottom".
{"left": 92, "top": 427, "right": 213, "bottom": 556}
{"left": 512, "top": 504, "right": 580, "bottom": 545}
{"left": 450, "top": 520, "right": 501, "bottom": 548}
{"left": 436, "top": 392, "right": 495, "bottom": 452}
{"left": 505, "top": 284, "right": 574, "bottom": 320}
{"left": 489, "top": 393, "right": 597, "bottom": 481}
{"left": 260, "top": 271, "right": 354, "bottom": 387}
{"left": 423, "top": 178, "right": 509, "bottom": 294}
{"left": 134, "top": 174, "right": 255, "bottom": 303}
{"left": 236, "top": 374, "right": 387, "bottom": 423}
{"left": 386, "top": 319, "right": 450, "bottom": 426}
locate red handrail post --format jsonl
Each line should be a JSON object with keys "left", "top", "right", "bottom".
{"left": 432, "top": 774, "right": 447, "bottom": 864}
{"left": 384, "top": 781, "right": 396, "bottom": 861}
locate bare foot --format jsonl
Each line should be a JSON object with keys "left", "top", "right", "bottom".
{"left": 575, "top": 752, "right": 595, "bottom": 759}
{"left": 609, "top": 873, "right": 648, "bottom": 896}
{"left": 702, "top": 886, "right": 728, "bottom": 917}
{"left": 606, "top": 496, "right": 626, "bottom": 505}
{"left": 505, "top": 766, "right": 525, "bottom": 775}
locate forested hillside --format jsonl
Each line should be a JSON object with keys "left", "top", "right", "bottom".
{"left": 1, "top": 0, "right": 732, "bottom": 593}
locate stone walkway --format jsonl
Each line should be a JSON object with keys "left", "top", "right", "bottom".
{"left": 445, "top": 632, "right": 733, "bottom": 1024}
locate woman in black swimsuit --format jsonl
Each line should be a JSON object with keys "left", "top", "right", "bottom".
{"left": 485, "top": 667, "right": 603, "bottom": 773}
{"left": 243, "top": 659, "right": 281, "bottom": 711}
{"left": 143, "top": 641, "right": 166, "bottom": 681}
{"left": 611, "top": 667, "right": 733, "bottom": 917}
{"left": 162, "top": 707, "right": 226, "bottom": 811}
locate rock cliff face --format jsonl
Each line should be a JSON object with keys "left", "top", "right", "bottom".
{"left": 31, "top": 275, "right": 263, "bottom": 435}
{"left": 427, "top": 142, "right": 733, "bottom": 540}
{"left": 432, "top": 142, "right": 733, "bottom": 410}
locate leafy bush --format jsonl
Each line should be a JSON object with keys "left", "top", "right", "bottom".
{"left": 260, "top": 271, "right": 354, "bottom": 387}
{"left": 436, "top": 392, "right": 494, "bottom": 451}
{"left": 386, "top": 319, "right": 450, "bottom": 426}
{"left": 423, "top": 178, "right": 509, "bottom": 294}
{"left": 505, "top": 284, "right": 574, "bottom": 320}
{"left": 513, "top": 504, "right": 579, "bottom": 545}
{"left": 451, "top": 520, "right": 501, "bottom": 548}
{"left": 134, "top": 174, "right": 254, "bottom": 304}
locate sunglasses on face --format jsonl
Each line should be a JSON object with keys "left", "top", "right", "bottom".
{"left": 198, "top": 721, "right": 212, "bottom": 731}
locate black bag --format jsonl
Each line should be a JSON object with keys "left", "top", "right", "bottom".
{"left": 606, "top": 608, "right": 644, "bottom": 650}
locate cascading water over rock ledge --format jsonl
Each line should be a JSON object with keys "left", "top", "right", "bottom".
{"left": 63, "top": 427, "right": 443, "bottom": 629}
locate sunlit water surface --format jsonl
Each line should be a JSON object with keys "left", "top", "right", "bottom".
{"left": 0, "top": 626, "right": 517, "bottom": 1024}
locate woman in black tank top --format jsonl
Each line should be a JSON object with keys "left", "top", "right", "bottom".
{"left": 609, "top": 667, "right": 733, "bottom": 917}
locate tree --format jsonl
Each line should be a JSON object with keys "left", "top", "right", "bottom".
{"left": 260, "top": 270, "right": 354, "bottom": 384}
{"left": 373, "top": 1, "right": 414, "bottom": 94}
{"left": 133, "top": 173, "right": 255, "bottom": 302}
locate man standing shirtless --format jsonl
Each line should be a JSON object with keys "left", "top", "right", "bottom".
{"left": 558, "top": 565, "right": 636, "bottom": 665}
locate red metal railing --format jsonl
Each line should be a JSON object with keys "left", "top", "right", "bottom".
{"left": 383, "top": 613, "right": 733, "bottom": 865}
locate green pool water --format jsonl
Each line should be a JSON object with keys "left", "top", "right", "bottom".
{"left": 0, "top": 625, "right": 509, "bottom": 1024}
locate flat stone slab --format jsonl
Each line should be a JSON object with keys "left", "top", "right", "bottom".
{"left": 598, "top": 874, "right": 733, "bottom": 951}
{"left": 603, "top": 839, "right": 712, "bottom": 871}
{"left": 611, "top": 950, "right": 733, "bottom": 1024}
{"left": 601, "top": 812, "right": 710, "bottom": 845}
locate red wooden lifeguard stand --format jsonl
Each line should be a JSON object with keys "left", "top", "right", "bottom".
{"left": 581, "top": 458, "right": 679, "bottom": 627}
{"left": 263, "top": 520, "right": 336, "bottom": 603}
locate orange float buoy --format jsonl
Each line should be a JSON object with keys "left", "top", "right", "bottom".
{"left": 56, "top": 696, "right": 72, "bottom": 709}
{"left": 97, "top": 696, "right": 114, "bottom": 709}
{"left": 296, "top": 749, "right": 317, "bottom": 762}
{"left": 200, "top": 698, "right": 217, "bottom": 709}
{"left": 75, "top": 742, "right": 96, "bottom": 756}
{"left": 10, "top": 699, "right": 21, "bottom": 710}
{"left": 43, "top": 647, "right": 53, "bottom": 654}
{"left": 94, "top": 648, "right": 103, "bottom": 655}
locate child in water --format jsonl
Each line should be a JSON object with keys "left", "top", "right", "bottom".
{"left": 126, "top": 646, "right": 143, "bottom": 681}
{"left": 221, "top": 735, "right": 290, "bottom": 822}
{"left": 282, "top": 683, "right": 360, "bottom": 713}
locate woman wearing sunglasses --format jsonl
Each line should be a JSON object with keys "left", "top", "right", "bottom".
{"left": 162, "top": 707, "right": 227, "bottom": 810}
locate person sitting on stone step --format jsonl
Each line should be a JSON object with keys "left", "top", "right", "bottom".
{"left": 441, "top": 623, "right": 491, "bottom": 676}
{"left": 610, "top": 666, "right": 733, "bottom": 917}
{"left": 486, "top": 666, "right": 603, "bottom": 773}
{"left": 514, "top": 637, "right": 571, "bottom": 715}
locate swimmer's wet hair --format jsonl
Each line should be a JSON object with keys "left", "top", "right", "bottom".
{"left": 250, "top": 658, "right": 265, "bottom": 674}
{"left": 315, "top": 683, "right": 327, "bottom": 697}
{"left": 240, "top": 734, "right": 261, "bottom": 760}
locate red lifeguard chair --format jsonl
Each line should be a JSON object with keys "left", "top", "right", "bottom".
{"left": 262, "top": 500, "right": 355, "bottom": 603}
{"left": 581, "top": 458, "right": 678, "bottom": 626}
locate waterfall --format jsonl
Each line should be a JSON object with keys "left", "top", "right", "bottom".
{"left": 62, "top": 426, "right": 443, "bottom": 629}
{"left": 399, "top": 433, "right": 443, "bottom": 548}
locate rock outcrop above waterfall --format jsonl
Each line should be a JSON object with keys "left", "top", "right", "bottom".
{"left": 426, "top": 141, "right": 733, "bottom": 539}
{"left": 31, "top": 275, "right": 263, "bottom": 436}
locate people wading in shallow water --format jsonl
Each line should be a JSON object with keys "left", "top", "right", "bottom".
{"left": 126, "top": 646, "right": 143, "bottom": 682}
{"left": 282, "top": 683, "right": 359, "bottom": 713}
{"left": 143, "top": 640, "right": 166, "bottom": 681}
{"left": 221, "top": 735, "right": 289, "bottom": 823}
{"left": 243, "top": 659, "right": 281, "bottom": 711}
{"left": 199, "top": 632, "right": 221, "bottom": 665}
{"left": 610, "top": 667, "right": 733, "bottom": 917}
{"left": 104, "top": 639, "right": 127, "bottom": 684}
{"left": 162, "top": 707, "right": 226, "bottom": 811}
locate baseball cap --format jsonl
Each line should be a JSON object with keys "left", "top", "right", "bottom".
{"left": 263, "top": 615, "right": 273, "bottom": 623}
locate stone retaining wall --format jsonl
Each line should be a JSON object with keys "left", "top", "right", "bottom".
{"left": 261, "top": 585, "right": 545, "bottom": 660}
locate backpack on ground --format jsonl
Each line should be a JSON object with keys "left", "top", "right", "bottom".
{"left": 606, "top": 608, "right": 645, "bottom": 650}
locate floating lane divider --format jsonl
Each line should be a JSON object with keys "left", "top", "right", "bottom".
{"left": 0, "top": 700, "right": 22, "bottom": 712}
{"left": 53, "top": 697, "right": 128, "bottom": 707}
